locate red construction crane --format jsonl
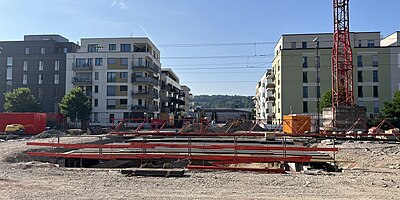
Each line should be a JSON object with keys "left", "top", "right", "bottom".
{"left": 331, "top": 0, "right": 354, "bottom": 126}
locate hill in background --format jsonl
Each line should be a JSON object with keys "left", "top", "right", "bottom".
{"left": 194, "top": 95, "right": 254, "bottom": 108}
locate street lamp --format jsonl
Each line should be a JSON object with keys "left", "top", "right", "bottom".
{"left": 313, "top": 37, "right": 321, "bottom": 133}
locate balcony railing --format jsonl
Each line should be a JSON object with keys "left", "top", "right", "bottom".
{"left": 72, "top": 63, "right": 93, "bottom": 71}
{"left": 131, "top": 105, "right": 159, "bottom": 112}
{"left": 267, "top": 96, "right": 276, "bottom": 102}
{"left": 132, "top": 77, "right": 159, "bottom": 86}
{"left": 72, "top": 77, "right": 92, "bottom": 84}
{"left": 132, "top": 63, "right": 160, "bottom": 73}
{"left": 131, "top": 90, "right": 159, "bottom": 99}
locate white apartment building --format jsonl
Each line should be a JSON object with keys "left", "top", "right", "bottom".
{"left": 381, "top": 31, "right": 400, "bottom": 94}
{"left": 254, "top": 69, "right": 274, "bottom": 124}
{"left": 66, "top": 37, "right": 161, "bottom": 125}
{"left": 160, "top": 68, "right": 184, "bottom": 120}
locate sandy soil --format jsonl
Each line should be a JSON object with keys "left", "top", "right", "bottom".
{"left": 1, "top": 137, "right": 400, "bottom": 200}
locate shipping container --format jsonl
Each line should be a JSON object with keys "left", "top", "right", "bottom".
{"left": 0, "top": 112, "right": 47, "bottom": 135}
{"left": 283, "top": 115, "right": 311, "bottom": 134}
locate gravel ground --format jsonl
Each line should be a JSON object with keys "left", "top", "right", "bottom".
{"left": 1, "top": 137, "right": 400, "bottom": 200}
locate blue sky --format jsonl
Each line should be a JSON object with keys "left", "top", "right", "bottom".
{"left": 1, "top": 0, "right": 399, "bottom": 96}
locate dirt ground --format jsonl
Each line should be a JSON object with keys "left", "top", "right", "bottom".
{"left": 1, "top": 136, "right": 400, "bottom": 200}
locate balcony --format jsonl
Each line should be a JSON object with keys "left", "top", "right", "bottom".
{"left": 72, "top": 63, "right": 93, "bottom": 71}
{"left": 131, "top": 105, "right": 159, "bottom": 112}
{"left": 132, "top": 77, "right": 159, "bottom": 86}
{"left": 72, "top": 77, "right": 92, "bottom": 85}
{"left": 266, "top": 82, "right": 275, "bottom": 91}
{"left": 267, "top": 96, "right": 276, "bottom": 102}
{"left": 132, "top": 63, "right": 160, "bottom": 74}
{"left": 131, "top": 90, "right": 159, "bottom": 99}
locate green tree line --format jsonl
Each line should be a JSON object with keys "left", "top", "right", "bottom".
{"left": 194, "top": 95, "right": 254, "bottom": 108}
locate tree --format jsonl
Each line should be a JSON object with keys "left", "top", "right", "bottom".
{"left": 382, "top": 91, "right": 400, "bottom": 118}
{"left": 3, "top": 88, "right": 40, "bottom": 112}
{"left": 59, "top": 87, "right": 92, "bottom": 127}
{"left": 320, "top": 90, "right": 332, "bottom": 112}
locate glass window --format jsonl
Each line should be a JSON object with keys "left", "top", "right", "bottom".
{"left": 107, "top": 72, "right": 116, "bottom": 82}
{"left": 23, "top": 61, "right": 28, "bottom": 71}
{"left": 63, "top": 48, "right": 68, "bottom": 53}
{"left": 95, "top": 58, "right": 103, "bottom": 66}
{"left": 120, "top": 72, "right": 128, "bottom": 79}
{"left": 121, "top": 44, "right": 131, "bottom": 52}
{"left": 88, "top": 44, "right": 98, "bottom": 52}
{"left": 302, "top": 42, "right": 307, "bottom": 49}
{"left": 95, "top": 85, "right": 99, "bottom": 93}
{"left": 303, "top": 72, "right": 308, "bottom": 83}
{"left": 107, "top": 100, "right": 116, "bottom": 109}
{"left": 374, "top": 101, "right": 379, "bottom": 113}
{"left": 38, "top": 88, "right": 43, "bottom": 98}
{"left": 109, "top": 114, "right": 115, "bottom": 123}
{"left": 109, "top": 44, "right": 116, "bottom": 51}
{"left": 373, "top": 86, "right": 379, "bottom": 97}
{"left": 303, "top": 101, "right": 308, "bottom": 113}
{"left": 53, "top": 102, "right": 59, "bottom": 112}
{"left": 303, "top": 86, "right": 308, "bottom": 98}
{"left": 372, "top": 55, "right": 378, "bottom": 67}
{"left": 40, "top": 47, "right": 45, "bottom": 54}
{"left": 358, "top": 71, "right": 363, "bottom": 82}
{"left": 23, "top": 74, "right": 27, "bottom": 85}
{"left": 138, "top": 58, "right": 143, "bottom": 66}
{"left": 53, "top": 88, "right": 58, "bottom": 98}
{"left": 39, "top": 61, "right": 44, "bottom": 71}
{"left": 120, "top": 58, "right": 128, "bottom": 66}
{"left": 107, "top": 85, "right": 116, "bottom": 96}
{"left": 7, "top": 57, "right": 13, "bottom": 66}
{"left": 358, "top": 40, "right": 362, "bottom": 47}
{"left": 373, "top": 71, "right": 378, "bottom": 82}
{"left": 6, "top": 67, "right": 12, "bottom": 80}
{"left": 93, "top": 112, "right": 98, "bottom": 122}
{"left": 55, "top": 60, "right": 60, "bottom": 71}
{"left": 95, "top": 72, "right": 99, "bottom": 80}
{"left": 94, "top": 99, "right": 98, "bottom": 107}
{"left": 302, "top": 56, "right": 308, "bottom": 68}
{"left": 107, "top": 58, "right": 117, "bottom": 65}
{"left": 358, "top": 86, "right": 363, "bottom": 97}
{"left": 317, "top": 86, "right": 320, "bottom": 98}
{"left": 357, "top": 55, "right": 363, "bottom": 67}
{"left": 54, "top": 74, "right": 59, "bottom": 84}
{"left": 38, "top": 74, "right": 43, "bottom": 84}
{"left": 367, "top": 40, "right": 375, "bottom": 47}
{"left": 291, "top": 42, "right": 296, "bottom": 49}
{"left": 120, "top": 99, "right": 127, "bottom": 105}
{"left": 120, "top": 85, "right": 127, "bottom": 92}
{"left": 6, "top": 80, "right": 12, "bottom": 92}
{"left": 25, "top": 48, "right": 30, "bottom": 54}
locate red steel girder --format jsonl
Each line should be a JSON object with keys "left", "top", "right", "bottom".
{"left": 26, "top": 152, "right": 312, "bottom": 163}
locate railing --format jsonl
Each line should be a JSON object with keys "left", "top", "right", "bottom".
{"left": 72, "top": 63, "right": 93, "bottom": 70}
{"left": 131, "top": 90, "right": 159, "bottom": 99}
{"left": 72, "top": 77, "right": 92, "bottom": 84}
{"left": 132, "top": 63, "right": 160, "bottom": 73}
{"left": 131, "top": 105, "right": 159, "bottom": 112}
{"left": 132, "top": 77, "right": 159, "bottom": 85}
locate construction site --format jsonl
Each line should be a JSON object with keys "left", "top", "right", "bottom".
{"left": 1, "top": 0, "right": 400, "bottom": 199}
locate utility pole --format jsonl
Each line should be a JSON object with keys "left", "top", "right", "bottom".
{"left": 313, "top": 37, "right": 321, "bottom": 133}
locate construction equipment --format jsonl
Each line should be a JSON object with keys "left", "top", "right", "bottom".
{"left": 5, "top": 124, "right": 25, "bottom": 134}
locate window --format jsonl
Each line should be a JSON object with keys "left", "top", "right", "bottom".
{"left": 95, "top": 85, "right": 99, "bottom": 93}
{"left": 53, "top": 88, "right": 58, "bottom": 98}
{"left": 107, "top": 58, "right": 117, "bottom": 65}
{"left": 109, "top": 44, "right": 116, "bottom": 51}
{"left": 93, "top": 112, "right": 98, "bottom": 122}
{"left": 39, "top": 61, "right": 44, "bottom": 71}
{"left": 120, "top": 85, "right": 128, "bottom": 92}
{"left": 23, "top": 61, "right": 28, "bottom": 71}
{"left": 120, "top": 72, "right": 128, "bottom": 79}
{"left": 302, "top": 42, "right": 307, "bottom": 49}
{"left": 6, "top": 67, "right": 12, "bottom": 80}
{"left": 107, "top": 72, "right": 116, "bottom": 82}
{"left": 109, "top": 114, "right": 115, "bottom": 123}
{"left": 303, "top": 86, "right": 308, "bottom": 98}
{"left": 358, "top": 71, "right": 363, "bottom": 82}
{"left": 373, "top": 86, "right": 379, "bottom": 97}
{"left": 367, "top": 40, "right": 375, "bottom": 48}
{"left": 372, "top": 55, "right": 378, "bottom": 67}
{"left": 23, "top": 74, "right": 27, "bottom": 85}
{"left": 53, "top": 102, "right": 59, "bottom": 112}
{"left": 302, "top": 56, "right": 308, "bottom": 68}
{"left": 38, "top": 88, "right": 43, "bottom": 98}
{"left": 373, "top": 71, "right": 378, "bottom": 82}
{"left": 317, "top": 86, "right": 320, "bottom": 98}
{"left": 358, "top": 86, "right": 363, "bottom": 97}
{"left": 38, "top": 74, "right": 43, "bottom": 84}
{"left": 121, "top": 44, "right": 131, "bottom": 52}
{"left": 107, "top": 100, "right": 116, "bottom": 109}
{"left": 374, "top": 101, "right": 379, "bottom": 113}
{"left": 40, "top": 47, "right": 45, "bottom": 54}
{"left": 55, "top": 60, "right": 60, "bottom": 71}
{"left": 358, "top": 101, "right": 364, "bottom": 107}
{"left": 25, "top": 48, "right": 30, "bottom": 54}
{"left": 120, "top": 58, "right": 128, "bottom": 66}
{"left": 291, "top": 42, "right": 296, "bottom": 49}
{"left": 88, "top": 44, "right": 98, "bottom": 52}
{"left": 7, "top": 57, "right": 13, "bottom": 66}
{"left": 95, "top": 58, "right": 103, "bottom": 66}
{"left": 94, "top": 99, "right": 98, "bottom": 107}
{"left": 6, "top": 81, "right": 12, "bottom": 92}
{"left": 54, "top": 74, "right": 59, "bottom": 84}
{"left": 107, "top": 85, "right": 116, "bottom": 96}
{"left": 303, "top": 101, "right": 308, "bottom": 113}
{"left": 63, "top": 48, "right": 68, "bottom": 53}
{"left": 358, "top": 40, "right": 362, "bottom": 47}
{"left": 138, "top": 58, "right": 143, "bottom": 66}
{"left": 357, "top": 55, "right": 363, "bottom": 67}
{"left": 303, "top": 72, "right": 308, "bottom": 83}
{"left": 95, "top": 72, "right": 99, "bottom": 80}
{"left": 120, "top": 99, "right": 127, "bottom": 105}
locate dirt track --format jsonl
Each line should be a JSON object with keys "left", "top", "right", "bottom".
{"left": 1, "top": 137, "right": 400, "bottom": 200}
